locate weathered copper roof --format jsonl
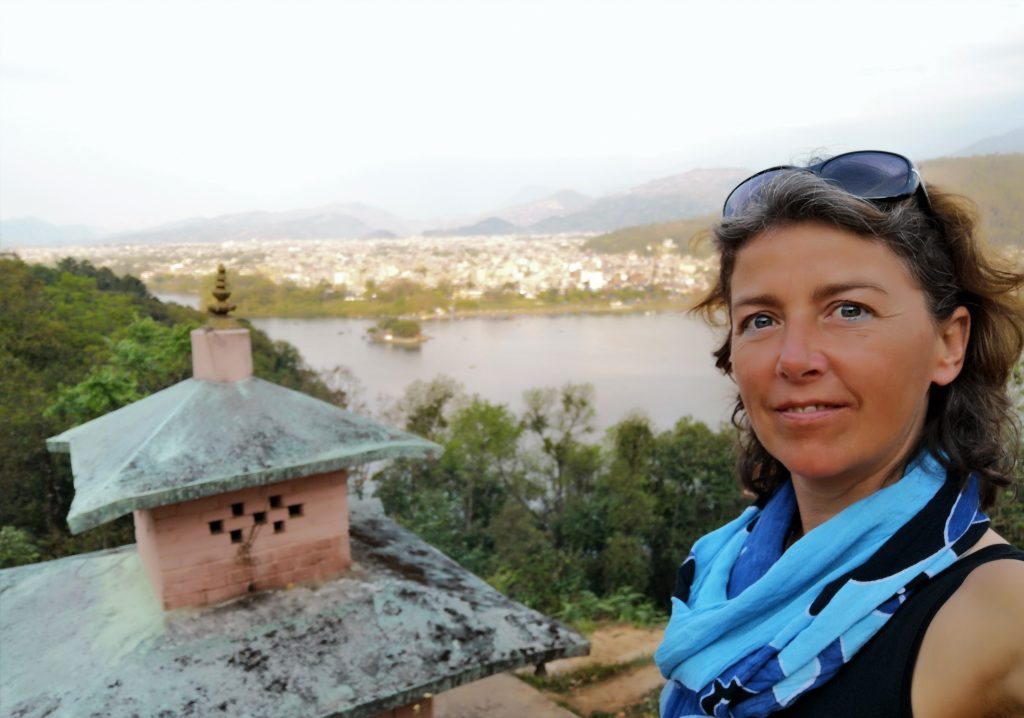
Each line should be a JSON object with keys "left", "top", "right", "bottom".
{"left": 47, "top": 377, "right": 441, "bottom": 534}
{"left": 0, "top": 507, "right": 589, "bottom": 717}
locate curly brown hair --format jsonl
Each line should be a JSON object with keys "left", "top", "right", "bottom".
{"left": 694, "top": 170, "right": 1024, "bottom": 508}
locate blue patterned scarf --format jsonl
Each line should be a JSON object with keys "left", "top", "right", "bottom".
{"left": 655, "top": 452, "right": 988, "bottom": 717}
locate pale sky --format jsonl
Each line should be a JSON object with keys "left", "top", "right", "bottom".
{"left": 2, "top": 0, "right": 1023, "bottom": 229}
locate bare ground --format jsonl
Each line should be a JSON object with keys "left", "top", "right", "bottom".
{"left": 542, "top": 624, "right": 665, "bottom": 675}
{"left": 436, "top": 623, "right": 666, "bottom": 717}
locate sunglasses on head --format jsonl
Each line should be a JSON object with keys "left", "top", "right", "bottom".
{"left": 722, "top": 150, "right": 930, "bottom": 219}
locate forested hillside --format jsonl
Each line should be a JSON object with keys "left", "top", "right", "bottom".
{"left": 919, "top": 153, "right": 1024, "bottom": 246}
{"left": 0, "top": 256, "right": 347, "bottom": 563}
{"left": 583, "top": 214, "right": 717, "bottom": 256}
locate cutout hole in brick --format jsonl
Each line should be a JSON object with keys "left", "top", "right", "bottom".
{"left": 253, "top": 511, "right": 267, "bottom": 525}
{"left": 287, "top": 504, "right": 303, "bottom": 518}
{"left": 231, "top": 502, "right": 244, "bottom": 517}
{"left": 269, "top": 495, "right": 282, "bottom": 509}
{"left": 273, "top": 520, "right": 285, "bottom": 534}
{"left": 230, "top": 529, "right": 243, "bottom": 544}
{"left": 209, "top": 520, "right": 224, "bottom": 535}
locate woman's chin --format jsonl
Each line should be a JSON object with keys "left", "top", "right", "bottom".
{"left": 778, "top": 455, "right": 859, "bottom": 487}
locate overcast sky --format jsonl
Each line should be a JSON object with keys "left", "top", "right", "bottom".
{"left": 2, "top": 0, "right": 1023, "bottom": 229}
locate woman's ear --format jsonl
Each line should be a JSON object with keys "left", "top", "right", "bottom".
{"left": 932, "top": 306, "right": 971, "bottom": 387}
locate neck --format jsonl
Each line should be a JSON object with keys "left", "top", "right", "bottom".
{"left": 791, "top": 468, "right": 899, "bottom": 535}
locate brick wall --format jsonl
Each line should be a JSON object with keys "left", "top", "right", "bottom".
{"left": 133, "top": 470, "right": 350, "bottom": 610}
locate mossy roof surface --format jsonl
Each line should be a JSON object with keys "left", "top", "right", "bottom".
{"left": 47, "top": 377, "right": 441, "bottom": 534}
{"left": 0, "top": 508, "right": 589, "bottom": 718}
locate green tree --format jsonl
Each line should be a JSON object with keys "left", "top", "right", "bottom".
{"left": 440, "top": 398, "right": 522, "bottom": 532}
{"left": 603, "top": 415, "right": 658, "bottom": 535}
{"left": 375, "top": 389, "right": 523, "bottom": 574}
{"left": 521, "top": 383, "right": 599, "bottom": 515}
{"left": 990, "top": 354, "right": 1024, "bottom": 546}
{"left": 46, "top": 317, "right": 195, "bottom": 427}
{"left": 0, "top": 526, "right": 41, "bottom": 568}
{"left": 647, "top": 417, "right": 743, "bottom": 604}
{"left": 392, "top": 375, "right": 464, "bottom": 442}
{"left": 488, "top": 501, "right": 584, "bottom": 613}
{"left": 600, "top": 532, "right": 651, "bottom": 595}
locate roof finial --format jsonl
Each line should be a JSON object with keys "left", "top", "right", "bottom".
{"left": 207, "top": 264, "right": 239, "bottom": 327}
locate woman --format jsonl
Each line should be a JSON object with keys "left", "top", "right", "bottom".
{"left": 654, "top": 151, "right": 1024, "bottom": 718}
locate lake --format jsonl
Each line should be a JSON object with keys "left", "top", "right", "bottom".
{"left": 156, "top": 294, "right": 735, "bottom": 432}
{"left": 251, "top": 313, "right": 736, "bottom": 433}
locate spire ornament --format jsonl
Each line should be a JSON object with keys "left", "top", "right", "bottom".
{"left": 207, "top": 264, "right": 240, "bottom": 328}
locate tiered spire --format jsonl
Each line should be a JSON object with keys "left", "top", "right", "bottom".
{"left": 206, "top": 264, "right": 239, "bottom": 328}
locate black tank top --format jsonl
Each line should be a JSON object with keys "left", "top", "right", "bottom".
{"left": 773, "top": 544, "right": 1024, "bottom": 718}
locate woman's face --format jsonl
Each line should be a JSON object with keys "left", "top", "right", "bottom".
{"left": 729, "top": 221, "right": 969, "bottom": 495}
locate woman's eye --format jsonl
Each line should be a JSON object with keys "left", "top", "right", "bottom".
{"left": 741, "top": 313, "right": 775, "bottom": 332}
{"left": 834, "top": 303, "right": 872, "bottom": 321}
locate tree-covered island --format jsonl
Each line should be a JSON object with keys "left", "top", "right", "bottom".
{"left": 366, "top": 317, "right": 427, "bottom": 346}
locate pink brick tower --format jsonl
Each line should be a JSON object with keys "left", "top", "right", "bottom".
{"left": 50, "top": 264, "right": 440, "bottom": 612}
{"left": 131, "top": 267, "right": 353, "bottom": 610}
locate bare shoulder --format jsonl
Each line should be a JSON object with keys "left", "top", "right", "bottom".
{"left": 912, "top": 540, "right": 1024, "bottom": 718}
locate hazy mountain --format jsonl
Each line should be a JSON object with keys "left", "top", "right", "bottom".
{"left": 499, "top": 185, "right": 561, "bottom": 206}
{"left": 304, "top": 202, "right": 420, "bottom": 236}
{"left": 525, "top": 168, "right": 748, "bottom": 233}
{"left": 360, "top": 228, "right": 399, "bottom": 240}
{"left": 101, "top": 204, "right": 414, "bottom": 244}
{"left": 423, "top": 217, "right": 523, "bottom": 237}
{"left": 419, "top": 168, "right": 747, "bottom": 236}
{"left": 0, "top": 217, "right": 100, "bottom": 247}
{"left": 491, "top": 189, "right": 594, "bottom": 227}
{"left": 951, "top": 127, "right": 1024, "bottom": 157}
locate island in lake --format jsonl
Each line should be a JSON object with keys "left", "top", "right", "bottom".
{"left": 366, "top": 318, "right": 429, "bottom": 347}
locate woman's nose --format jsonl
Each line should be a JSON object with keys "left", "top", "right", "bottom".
{"left": 775, "top": 324, "right": 827, "bottom": 380}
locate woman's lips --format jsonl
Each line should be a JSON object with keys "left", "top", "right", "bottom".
{"left": 774, "top": 403, "right": 848, "bottom": 422}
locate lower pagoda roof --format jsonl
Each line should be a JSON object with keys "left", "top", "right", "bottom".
{"left": 47, "top": 377, "right": 441, "bottom": 534}
{"left": 0, "top": 506, "right": 589, "bottom": 718}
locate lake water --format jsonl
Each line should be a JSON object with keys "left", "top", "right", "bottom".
{"left": 155, "top": 293, "right": 735, "bottom": 431}
{"left": 251, "top": 313, "right": 736, "bottom": 433}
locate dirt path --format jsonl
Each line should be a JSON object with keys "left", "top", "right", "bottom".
{"left": 437, "top": 624, "right": 667, "bottom": 717}
{"left": 543, "top": 624, "right": 665, "bottom": 675}
{"left": 557, "top": 663, "right": 664, "bottom": 716}
{"left": 434, "top": 673, "right": 577, "bottom": 718}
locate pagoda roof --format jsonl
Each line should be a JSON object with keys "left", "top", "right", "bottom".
{"left": 0, "top": 506, "right": 589, "bottom": 718}
{"left": 47, "top": 377, "right": 441, "bottom": 534}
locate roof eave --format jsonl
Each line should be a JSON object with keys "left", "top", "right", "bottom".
{"left": 66, "top": 441, "right": 441, "bottom": 534}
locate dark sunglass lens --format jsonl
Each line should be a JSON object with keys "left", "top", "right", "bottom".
{"left": 819, "top": 152, "right": 912, "bottom": 198}
{"left": 723, "top": 169, "right": 788, "bottom": 218}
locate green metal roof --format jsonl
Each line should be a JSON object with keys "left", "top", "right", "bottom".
{"left": 47, "top": 377, "right": 441, "bottom": 534}
{"left": 0, "top": 508, "right": 589, "bottom": 718}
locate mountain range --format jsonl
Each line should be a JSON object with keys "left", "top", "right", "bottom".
{"left": 0, "top": 167, "right": 749, "bottom": 246}
{"left": 3, "top": 128, "right": 1022, "bottom": 248}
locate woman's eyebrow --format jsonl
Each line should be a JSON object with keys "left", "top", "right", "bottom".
{"left": 811, "top": 282, "right": 888, "bottom": 301}
{"left": 732, "top": 293, "right": 780, "bottom": 310}
{"left": 731, "top": 283, "right": 888, "bottom": 310}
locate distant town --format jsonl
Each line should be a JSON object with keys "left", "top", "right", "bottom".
{"left": 14, "top": 234, "right": 717, "bottom": 308}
